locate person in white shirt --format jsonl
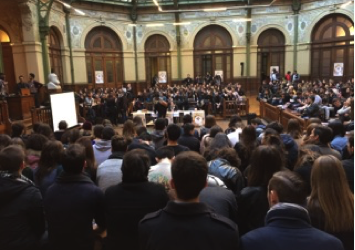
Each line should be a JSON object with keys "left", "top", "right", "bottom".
{"left": 148, "top": 146, "right": 175, "bottom": 191}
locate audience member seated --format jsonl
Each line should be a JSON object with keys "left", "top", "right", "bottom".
{"left": 81, "top": 121, "right": 93, "bottom": 137}
{"left": 165, "top": 124, "right": 190, "bottom": 156}
{"left": 234, "top": 125, "right": 259, "bottom": 172}
{"left": 93, "top": 126, "right": 116, "bottom": 166}
{"left": 104, "top": 149, "right": 169, "bottom": 250}
{"left": 139, "top": 151, "right": 240, "bottom": 250}
{"left": 76, "top": 136, "right": 98, "bottom": 182}
{"left": 54, "top": 120, "right": 68, "bottom": 141}
{"left": 178, "top": 123, "right": 200, "bottom": 153}
{"left": 342, "top": 135, "right": 354, "bottom": 192}
{"left": 328, "top": 120, "right": 348, "bottom": 158}
{"left": 207, "top": 147, "right": 244, "bottom": 197}
{"left": 238, "top": 146, "right": 284, "bottom": 235}
{"left": 33, "top": 141, "right": 64, "bottom": 198}
{"left": 308, "top": 155, "right": 354, "bottom": 250}
{"left": 25, "top": 134, "right": 48, "bottom": 169}
{"left": 200, "top": 125, "right": 223, "bottom": 155}
{"left": 148, "top": 146, "right": 175, "bottom": 191}
{"left": 250, "top": 118, "right": 265, "bottom": 137}
{"left": 226, "top": 115, "right": 244, "bottom": 147}
{"left": 44, "top": 144, "right": 105, "bottom": 250}
{"left": 199, "top": 115, "right": 216, "bottom": 139}
{"left": 204, "top": 132, "right": 231, "bottom": 161}
{"left": 151, "top": 118, "right": 167, "bottom": 150}
{"left": 11, "top": 121, "right": 28, "bottom": 143}
{"left": 182, "top": 114, "right": 199, "bottom": 139}
{"left": 304, "top": 125, "right": 341, "bottom": 160}
{"left": 0, "top": 134, "right": 12, "bottom": 151}
{"left": 96, "top": 135, "right": 127, "bottom": 192}
{"left": 286, "top": 118, "right": 303, "bottom": 147}
{"left": 241, "top": 171, "right": 344, "bottom": 250}
{"left": 0, "top": 146, "right": 45, "bottom": 250}
{"left": 128, "top": 132, "right": 157, "bottom": 165}
{"left": 93, "top": 124, "right": 105, "bottom": 144}
{"left": 302, "top": 95, "right": 320, "bottom": 118}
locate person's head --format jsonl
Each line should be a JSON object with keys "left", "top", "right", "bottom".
{"left": 122, "top": 120, "right": 136, "bottom": 138}
{"left": 18, "top": 75, "right": 24, "bottom": 82}
{"left": 11, "top": 122, "right": 25, "bottom": 138}
{"left": 37, "top": 123, "right": 53, "bottom": 139}
{"left": 111, "top": 135, "right": 128, "bottom": 152}
{"left": 82, "top": 121, "right": 92, "bottom": 131}
{"left": 155, "top": 118, "right": 166, "bottom": 131}
{"left": 183, "top": 114, "right": 193, "bottom": 125}
{"left": 309, "top": 155, "right": 354, "bottom": 232}
{"left": 209, "top": 125, "right": 223, "bottom": 138}
{"left": 248, "top": 146, "right": 283, "bottom": 187}
{"left": 204, "top": 115, "right": 216, "bottom": 129}
{"left": 61, "top": 144, "right": 86, "bottom": 174}
{"left": 102, "top": 126, "right": 115, "bottom": 140}
{"left": 155, "top": 146, "right": 175, "bottom": 161}
{"left": 328, "top": 120, "right": 345, "bottom": 138}
{"left": 0, "top": 146, "right": 25, "bottom": 173}
{"left": 228, "top": 115, "right": 243, "bottom": 129}
{"left": 121, "top": 149, "right": 150, "bottom": 183}
{"left": 75, "top": 136, "right": 96, "bottom": 167}
{"left": 308, "top": 117, "right": 322, "bottom": 125}
{"left": 268, "top": 171, "right": 307, "bottom": 207}
{"left": 171, "top": 151, "right": 208, "bottom": 201}
{"left": 251, "top": 118, "right": 262, "bottom": 126}
{"left": 286, "top": 118, "right": 302, "bottom": 139}
{"left": 183, "top": 123, "right": 195, "bottom": 136}
{"left": 240, "top": 125, "right": 257, "bottom": 145}
{"left": 29, "top": 73, "right": 35, "bottom": 80}
{"left": 102, "top": 119, "right": 113, "bottom": 127}
{"left": 58, "top": 120, "right": 68, "bottom": 130}
{"left": 332, "top": 98, "right": 342, "bottom": 108}
{"left": 133, "top": 116, "right": 144, "bottom": 127}
{"left": 216, "top": 147, "right": 241, "bottom": 169}
{"left": 11, "top": 137, "right": 26, "bottom": 151}
{"left": 36, "top": 141, "right": 64, "bottom": 182}
{"left": 265, "top": 122, "right": 283, "bottom": 134}
{"left": 135, "top": 126, "right": 147, "bottom": 137}
{"left": 166, "top": 124, "right": 181, "bottom": 141}
{"left": 307, "top": 95, "right": 315, "bottom": 104}
{"left": 26, "top": 134, "right": 48, "bottom": 151}
{"left": 310, "top": 126, "right": 333, "bottom": 145}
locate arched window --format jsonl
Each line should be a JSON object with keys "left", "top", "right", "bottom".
{"left": 311, "top": 14, "right": 354, "bottom": 80}
{"left": 48, "top": 27, "right": 63, "bottom": 85}
{"left": 145, "top": 35, "right": 171, "bottom": 86}
{"left": 257, "top": 29, "right": 285, "bottom": 82}
{"left": 194, "top": 25, "right": 233, "bottom": 83}
{"left": 85, "top": 27, "right": 124, "bottom": 87}
{"left": 0, "top": 27, "right": 15, "bottom": 94}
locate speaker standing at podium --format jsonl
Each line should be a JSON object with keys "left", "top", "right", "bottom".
{"left": 28, "top": 73, "right": 43, "bottom": 108}
{"left": 16, "top": 75, "right": 30, "bottom": 95}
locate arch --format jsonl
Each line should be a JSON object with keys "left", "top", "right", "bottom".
{"left": 80, "top": 23, "right": 127, "bottom": 51}
{"left": 194, "top": 24, "right": 233, "bottom": 50}
{"left": 48, "top": 26, "right": 64, "bottom": 85}
{"left": 188, "top": 22, "right": 238, "bottom": 50}
{"left": 252, "top": 24, "right": 290, "bottom": 46}
{"left": 0, "top": 23, "right": 14, "bottom": 43}
{"left": 145, "top": 34, "right": 170, "bottom": 52}
{"left": 310, "top": 13, "right": 354, "bottom": 80}
{"left": 257, "top": 28, "right": 285, "bottom": 46}
{"left": 139, "top": 30, "right": 174, "bottom": 52}
{"left": 144, "top": 34, "right": 172, "bottom": 86}
{"left": 84, "top": 26, "right": 124, "bottom": 87}
{"left": 48, "top": 22, "right": 65, "bottom": 48}
{"left": 304, "top": 9, "right": 354, "bottom": 43}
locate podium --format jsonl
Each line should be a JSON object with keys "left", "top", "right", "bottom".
{"left": 7, "top": 95, "right": 35, "bottom": 122}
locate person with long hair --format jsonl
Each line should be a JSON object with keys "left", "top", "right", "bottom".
{"left": 76, "top": 137, "right": 97, "bottom": 182}
{"left": 234, "top": 125, "right": 259, "bottom": 172}
{"left": 237, "top": 146, "right": 284, "bottom": 235}
{"left": 204, "top": 133, "right": 231, "bottom": 161}
{"left": 122, "top": 120, "right": 136, "bottom": 139}
{"left": 286, "top": 118, "right": 303, "bottom": 146}
{"left": 308, "top": 155, "right": 354, "bottom": 250}
{"left": 199, "top": 115, "right": 216, "bottom": 139}
{"left": 200, "top": 125, "right": 223, "bottom": 155}
{"left": 34, "top": 141, "right": 64, "bottom": 197}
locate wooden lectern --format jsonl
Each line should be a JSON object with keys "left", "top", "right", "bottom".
{"left": 7, "top": 95, "right": 35, "bottom": 124}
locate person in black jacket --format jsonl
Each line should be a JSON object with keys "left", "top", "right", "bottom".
{"left": 241, "top": 171, "right": 344, "bottom": 250}
{"left": 302, "top": 95, "right": 320, "bottom": 118}
{"left": 0, "top": 146, "right": 45, "bottom": 250}
{"left": 139, "top": 151, "right": 239, "bottom": 250}
{"left": 105, "top": 149, "right": 169, "bottom": 250}
{"left": 178, "top": 123, "right": 200, "bottom": 153}
{"left": 44, "top": 144, "right": 105, "bottom": 250}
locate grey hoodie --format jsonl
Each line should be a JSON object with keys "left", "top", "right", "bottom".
{"left": 93, "top": 140, "right": 112, "bottom": 166}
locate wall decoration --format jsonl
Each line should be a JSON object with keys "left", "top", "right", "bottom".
{"left": 95, "top": 71, "right": 104, "bottom": 84}
{"left": 158, "top": 71, "right": 167, "bottom": 83}
{"left": 333, "top": 63, "right": 344, "bottom": 77}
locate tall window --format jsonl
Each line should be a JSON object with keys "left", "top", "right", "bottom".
{"left": 85, "top": 27, "right": 124, "bottom": 87}
{"left": 311, "top": 15, "right": 354, "bottom": 80}
{"left": 194, "top": 25, "right": 233, "bottom": 83}
{"left": 48, "top": 27, "right": 63, "bottom": 85}
{"left": 257, "top": 29, "right": 285, "bottom": 82}
{"left": 0, "top": 27, "right": 15, "bottom": 94}
{"left": 145, "top": 35, "right": 171, "bottom": 86}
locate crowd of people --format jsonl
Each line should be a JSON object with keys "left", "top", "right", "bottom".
{"left": 259, "top": 69, "right": 354, "bottom": 124}
{"left": 0, "top": 102, "right": 353, "bottom": 250}
{"left": 75, "top": 75, "right": 245, "bottom": 125}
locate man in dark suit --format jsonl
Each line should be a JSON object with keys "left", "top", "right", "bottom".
{"left": 139, "top": 151, "right": 240, "bottom": 250}
{"left": 28, "top": 73, "right": 43, "bottom": 107}
{"left": 240, "top": 171, "right": 344, "bottom": 250}
{"left": 16, "top": 75, "right": 29, "bottom": 94}
{"left": 183, "top": 74, "right": 193, "bottom": 86}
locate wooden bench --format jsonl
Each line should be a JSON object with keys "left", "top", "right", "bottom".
{"left": 0, "top": 100, "right": 11, "bottom": 134}
{"left": 222, "top": 98, "right": 249, "bottom": 118}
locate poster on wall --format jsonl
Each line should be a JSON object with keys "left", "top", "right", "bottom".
{"left": 95, "top": 71, "right": 104, "bottom": 84}
{"left": 158, "top": 71, "right": 167, "bottom": 83}
{"left": 214, "top": 70, "right": 224, "bottom": 81}
{"left": 333, "top": 63, "right": 344, "bottom": 77}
